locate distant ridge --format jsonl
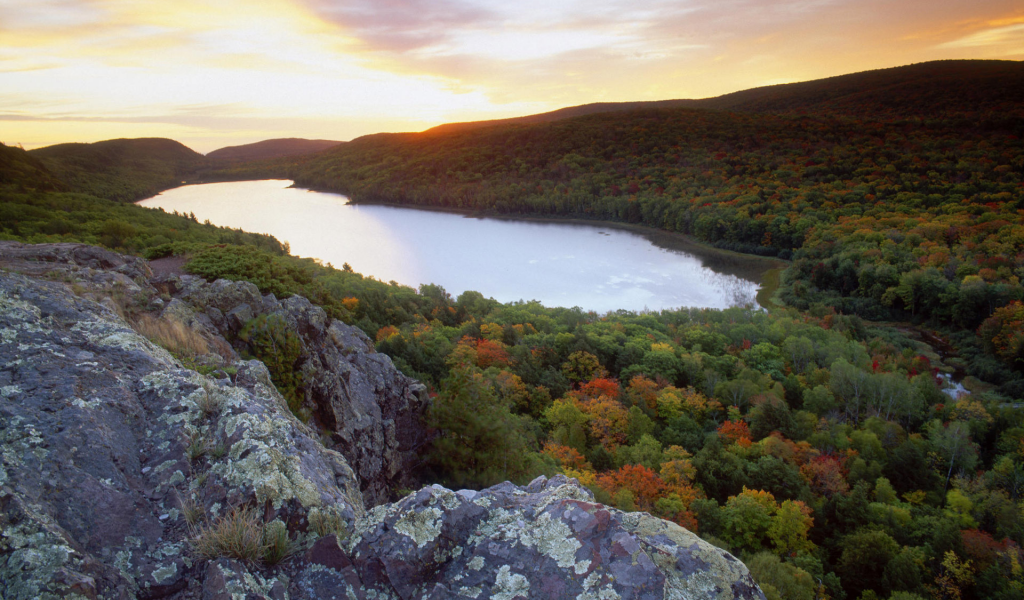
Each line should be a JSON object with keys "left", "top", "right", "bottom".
{"left": 427, "top": 60, "right": 1024, "bottom": 134}
{"left": 206, "top": 138, "right": 342, "bottom": 163}
{"left": 30, "top": 137, "right": 206, "bottom": 202}
{"left": 0, "top": 143, "right": 65, "bottom": 192}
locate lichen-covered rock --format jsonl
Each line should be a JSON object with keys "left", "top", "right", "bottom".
{"left": 293, "top": 475, "right": 765, "bottom": 600}
{"left": 0, "top": 270, "right": 364, "bottom": 599}
{"left": 173, "top": 275, "right": 430, "bottom": 506}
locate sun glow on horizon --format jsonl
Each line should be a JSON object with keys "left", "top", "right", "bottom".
{"left": 1, "top": 0, "right": 1022, "bottom": 153}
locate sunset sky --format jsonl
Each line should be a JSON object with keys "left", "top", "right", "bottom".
{"left": 1, "top": 0, "right": 1021, "bottom": 153}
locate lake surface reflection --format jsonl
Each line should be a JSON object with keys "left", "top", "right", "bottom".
{"left": 139, "top": 180, "right": 765, "bottom": 313}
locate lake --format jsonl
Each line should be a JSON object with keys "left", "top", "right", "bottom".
{"left": 138, "top": 180, "right": 771, "bottom": 313}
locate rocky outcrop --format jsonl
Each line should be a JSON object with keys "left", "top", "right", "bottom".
{"left": 300, "top": 475, "right": 764, "bottom": 600}
{"left": 0, "top": 269, "right": 361, "bottom": 599}
{"left": 0, "top": 243, "right": 765, "bottom": 600}
{"left": 168, "top": 275, "right": 430, "bottom": 506}
{"left": 0, "top": 241, "right": 431, "bottom": 506}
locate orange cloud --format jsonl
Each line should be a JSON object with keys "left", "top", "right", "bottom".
{"left": 2, "top": 0, "right": 1022, "bottom": 152}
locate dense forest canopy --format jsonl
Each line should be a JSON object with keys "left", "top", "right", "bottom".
{"left": 2, "top": 59, "right": 1023, "bottom": 600}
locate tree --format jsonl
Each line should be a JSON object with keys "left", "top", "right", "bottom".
{"left": 721, "top": 487, "right": 778, "bottom": 553}
{"left": 428, "top": 367, "right": 535, "bottom": 488}
{"left": 837, "top": 529, "right": 900, "bottom": 599}
{"left": 746, "top": 552, "right": 816, "bottom": 600}
{"left": 562, "top": 350, "right": 604, "bottom": 384}
{"left": 927, "top": 420, "right": 980, "bottom": 492}
{"left": 596, "top": 464, "right": 666, "bottom": 511}
{"left": 767, "top": 499, "right": 814, "bottom": 556}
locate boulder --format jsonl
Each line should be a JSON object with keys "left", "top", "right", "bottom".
{"left": 294, "top": 475, "right": 765, "bottom": 600}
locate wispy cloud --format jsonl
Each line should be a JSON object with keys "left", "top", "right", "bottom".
{"left": 939, "top": 21, "right": 1024, "bottom": 53}
{"left": 1, "top": 0, "right": 1022, "bottom": 151}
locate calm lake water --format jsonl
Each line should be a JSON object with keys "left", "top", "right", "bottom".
{"left": 139, "top": 180, "right": 767, "bottom": 313}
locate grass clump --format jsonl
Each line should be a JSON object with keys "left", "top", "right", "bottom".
{"left": 189, "top": 506, "right": 267, "bottom": 563}
{"left": 133, "top": 313, "right": 210, "bottom": 357}
{"left": 189, "top": 506, "right": 297, "bottom": 566}
{"left": 175, "top": 491, "right": 205, "bottom": 526}
{"left": 307, "top": 506, "right": 349, "bottom": 539}
{"left": 196, "top": 380, "right": 226, "bottom": 418}
{"left": 262, "top": 520, "right": 294, "bottom": 565}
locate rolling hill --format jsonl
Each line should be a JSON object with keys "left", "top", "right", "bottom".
{"left": 427, "top": 59, "right": 1024, "bottom": 134}
{"left": 206, "top": 137, "right": 341, "bottom": 163}
{"left": 29, "top": 137, "right": 207, "bottom": 202}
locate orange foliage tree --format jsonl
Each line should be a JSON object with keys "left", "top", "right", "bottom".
{"left": 717, "top": 420, "right": 753, "bottom": 445}
{"left": 800, "top": 454, "right": 851, "bottom": 498}
{"left": 596, "top": 464, "right": 667, "bottom": 511}
{"left": 577, "top": 396, "right": 630, "bottom": 450}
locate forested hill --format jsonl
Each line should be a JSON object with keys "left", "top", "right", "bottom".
{"left": 427, "top": 60, "right": 1024, "bottom": 133}
{"left": 30, "top": 137, "right": 208, "bottom": 202}
{"left": 686, "top": 60, "right": 1024, "bottom": 119}
{"left": 211, "top": 60, "right": 1024, "bottom": 335}
{"left": 206, "top": 137, "right": 341, "bottom": 163}
{"left": 0, "top": 142, "right": 65, "bottom": 192}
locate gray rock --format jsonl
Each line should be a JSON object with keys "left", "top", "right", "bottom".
{"left": 176, "top": 279, "right": 430, "bottom": 506}
{"left": 0, "top": 270, "right": 364, "bottom": 600}
{"left": 293, "top": 475, "right": 766, "bottom": 600}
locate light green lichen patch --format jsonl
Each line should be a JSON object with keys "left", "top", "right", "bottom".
{"left": 1, "top": 385, "right": 21, "bottom": 399}
{"left": 393, "top": 506, "right": 443, "bottom": 549}
{"left": 626, "top": 513, "right": 752, "bottom": 600}
{"left": 151, "top": 562, "right": 178, "bottom": 584}
{"left": 0, "top": 290, "right": 42, "bottom": 322}
{"left": 458, "top": 586, "right": 483, "bottom": 598}
{"left": 69, "top": 320, "right": 175, "bottom": 367}
{"left": 209, "top": 560, "right": 286, "bottom": 600}
{"left": 492, "top": 565, "right": 530, "bottom": 600}
{"left": 534, "top": 483, "right": 593, "bottom": 512}
{"left": 0, "top": 505, "right": 82, "bottom": 600}
{"left": 210, "top": 412, "right": 323, "bottom": 509}
{"left": 70, "top": 397, "right": 102, "bottom": 409}
{"left": 520, "top": 513, "right": 581, "bottom": 569}
{"left": 467, "top": 555, "right": 485, "bottom": 571}
{"left": 575, "top": 572, "right": 621, "bottom": 600}
{"left": 432, "top": 487, "right": 461, "bottom": 511}
{"left": 0, "top": 417, "right": 47, "bottom": 468}
{"left": 469, "top": 508, "right": 582, "bottom": 570}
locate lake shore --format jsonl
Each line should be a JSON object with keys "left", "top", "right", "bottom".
{"left": 151, "top": 176, "right": 782, "bottom": 309}
{"left": 334, "top": 197, "right": 789, "bottom": 309}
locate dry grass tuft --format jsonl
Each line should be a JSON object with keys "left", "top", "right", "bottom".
{"left": 189, "top": 506, "right": 267, "bottom": 563}
{"left": 197, "top": 380, "right": 225, "bottom": 418}
{"left": 175, "top": 491, "right": 205, "bottom": 526}
{"left": 185, "top": 430, "right": 209, "bottom": 462}
{"left": 308, "top": 506, "right": 349, "bottom": 539}
{"left": 133, "top": 314, "right": 209, "bottom": 356}
{"left": 262, "top": 520, "right": 294, "bottom": 565}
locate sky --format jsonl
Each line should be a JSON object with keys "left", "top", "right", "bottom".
{"left": 1, "top": 0, "right": 1022, "bottom": 153}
